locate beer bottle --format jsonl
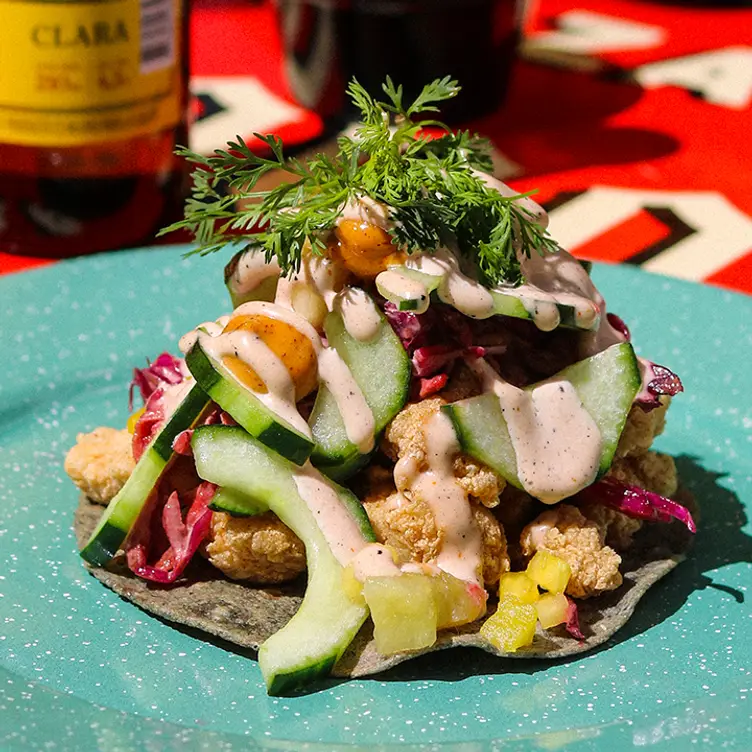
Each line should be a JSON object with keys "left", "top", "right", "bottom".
{"left": 0, "top": 0, "right": 189, "bottom": 258}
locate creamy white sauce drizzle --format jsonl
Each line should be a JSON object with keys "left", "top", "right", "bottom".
{"left": 495, "top": 249, "right": 601, "bottom": 332}
{"left": 528, "top": 519, "right": 554, "bottom": 549}
{"left": 229, "top": 250, "right": 280, "bottom": 295}
{"left": 273, "top": 277, "right": 294, "bottom": 310}
{"left": 471, "top": 358, "right": 602, "bottom": 503}
{"left": 274, "top": 251, "right": 382, "bottom": 343}
{"left": 394, "top": 412, "right": 483, "bottom": 585}
{"left": 161, "top": 376, "right": 195, "bottom": 421}
{"left": 317, "top": 347, "right": 375, "bottom": 453}
{"left": 378, "top": 244, "right": 600, "bottom": 332}
{"left": 332, "top": 287, "right": 382, "bottom": 341}
{"left": 376, "top": 269, "right": 430, "bottom": 310}
{"left": 406, "top": 246, "right": 495, "bottom": 319}
{"left": 351, "top": 543, "right": 402, "bottom": 580}
{"left": 178, "top": 316, "right": 230, "bottom": 353}
{"left": 291, "top": 462, "right": 369, "bottom": 566}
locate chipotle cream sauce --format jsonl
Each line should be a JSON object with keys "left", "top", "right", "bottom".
{"left": 498, "top": 250, "right": 601, "bottom": 332}
{"left": 317, "top": 347, "right": 375, "bottom": 454}
{"left": 471, "top": 358, "right": 602, "bottom": 503}
{"left": 291, "top": 462, "right": 370, "bottom": 566}
{"left": 228, "top": 249, "right": 281, "bottom": 295}
{"left": 394, "top": 411, "right": 483, "bottom": 585}
{"left": 332, "top": 287, "right": 382, "bottom": 342}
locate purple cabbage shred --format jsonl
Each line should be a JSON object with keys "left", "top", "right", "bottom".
{"left": 579, "top": 478, "right": 696, "bottom": 533}
{"left": 565, "top": 598, "right": 585, "bottom": 640}
{"left": 129, "top": 352, "right": 185, "bottom": 409}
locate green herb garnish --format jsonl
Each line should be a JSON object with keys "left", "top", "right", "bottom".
{"left": 163, "top": 77, "right": 560, "bottom": 287}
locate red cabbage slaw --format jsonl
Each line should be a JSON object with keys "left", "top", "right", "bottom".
{"left": 129, "top": 352, "right": 185, "bottom": 409}
{"left": 578, "top": 477, "right": 696, "bottom": 533}
{"left": 126, "top": 481, "right": 217, "bottom": 584}
{"left": 606, "top": 313, "right": 683, "bottom": 410}
{"left": 130, "top": 353, "right": 189, "bottom": 462}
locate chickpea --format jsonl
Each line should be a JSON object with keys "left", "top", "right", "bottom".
{"left": 221, "top": 314, "right": 318, "bottom": 400}
{"left": 332, "top": 220, "right": 405, "bottom": 279}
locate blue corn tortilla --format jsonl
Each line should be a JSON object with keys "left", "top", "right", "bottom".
{"left": 74, "top": 490, "right": 695, "bottom": 677}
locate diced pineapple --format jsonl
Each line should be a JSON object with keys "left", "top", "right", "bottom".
{"left": 363, "top": 574, "right": 437, "bottom": 655}
{"left": 341, "top": 563, "right": 366, "bottom": 605}
{"left": 536, "top": 592, "right": 569, "bottom": 629}
{"left": 526, "top": 550, "right": 571, "bottom": 594}
{"left": 480, "top": 595, "right": 537, "bottom": 652}
{"left": 433, "top": 571, "right": 487, "bottom": 629}
{"left": 498, "top": 572, "right": 540, "bottom": 605}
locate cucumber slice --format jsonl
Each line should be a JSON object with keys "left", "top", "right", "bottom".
{"left": 208, "top": 486, "right": 267, "bottom": 517}
{"left": 224, "top": 247, "right": 279, "bottom": 309}
{"left": 309, "top": 294, "right": 410, "bottom": 480}
{"left": 489, "top": 288, "right": 588, "bottom": 329}
{"left": 443, "top": 342, "right": 640, "bottom": 491}
{"left": 185, "top": 339, "right": 313, "bottom": 466}
{"left": 191, "top": 425, "right": 374, "bottom": 694}
{"left": 376, "top": 267, "right": 441, "bottom": 313}
{"left": 377, "top": 262, "right": 597, "bottom": 330}
{"left": 80, "top": 384, "right": 211, "bottom": 566}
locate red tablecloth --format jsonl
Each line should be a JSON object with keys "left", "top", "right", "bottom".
{"left": 2, "top": 0, "right": 751, "bottom": 295}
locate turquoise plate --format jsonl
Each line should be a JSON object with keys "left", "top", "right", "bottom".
{"left": 0, "top": 247, "right": 750, "bottom": 751}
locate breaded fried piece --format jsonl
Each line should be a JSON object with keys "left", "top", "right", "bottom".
{"left": 64, "top": 427, "right": 135, "bottom": 505}
{"left": 580, "top": 505, "right": 643, "bottom": 552}
{"left": 521, "top": 505, "right": 622, "bottom": 599}
{"left": 383, "top": 398, "right": 506, "bottom": 507}
{"left": 363, "top": 488, "right": 441, "bottom": 565}
{"left": 474, "top": 504, "right": 510, "bottom": 586}
{"left": 382, "top": 398, "right": 444, "bottom": 461}
{"left": 362, "top": 485, "right": 510, "bottom": 587}
{"left": 616, "top": 400, "right": 669, "bottom": 458}
{"left": 204, "top": 511, "right": 306, "bottom": 584}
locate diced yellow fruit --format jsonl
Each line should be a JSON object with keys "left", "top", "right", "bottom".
{"left": 526, "top": 550, "right": 571, "bottom": 594}
{"left": 341, "top": 564, "right": 365, "bottom": 606}
{"left": 363, "top": 574, "right": 437, "bottom": 655}
{"left": 433, "top": 571, "right": 486, "bottom": 629}
{"left": 126, "top": 407, "right": 145, "bottom": 434}
{"left": 498, "top": 572, "right": 540, "bottom": 605}
{"left": 480, "top": 595, "right": 537, "bottom": 652}
{"left": 536, "top": 592, "right": 569, "bottom": 629}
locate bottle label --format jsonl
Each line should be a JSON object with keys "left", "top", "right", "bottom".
{"left": 0, "top": 0, "right": 182, "bottom": 147}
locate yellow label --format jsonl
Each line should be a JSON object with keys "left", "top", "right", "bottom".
{"left": 0, "top": 0, "right": 182, "bottom": 147}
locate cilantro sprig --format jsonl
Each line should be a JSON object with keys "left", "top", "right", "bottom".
{"left": 163, "top": 77, "right": 561, "bottom": 286}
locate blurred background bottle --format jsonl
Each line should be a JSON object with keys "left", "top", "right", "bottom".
{"left": 277, "top": 0, "right": 521, "bottom": 125}
{"left": 0, "top": 0, "right": 190, "bottom": 258}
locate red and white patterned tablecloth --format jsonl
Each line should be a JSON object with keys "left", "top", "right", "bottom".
{"left": 2, "top": 0, "right": 751, "bottom": 295}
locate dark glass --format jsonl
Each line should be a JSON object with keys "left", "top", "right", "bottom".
{"left": 0, "top": 2, "right": 191, "bottom": 259}
{"left": 278, "top": 0, "right": 519, "bottom": 124}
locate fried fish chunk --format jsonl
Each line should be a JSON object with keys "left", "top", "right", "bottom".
{"left": 64, "top": 427, "right": 135, "bottom": 504}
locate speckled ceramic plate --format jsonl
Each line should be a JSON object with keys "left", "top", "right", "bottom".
{"left": 0, "top": 247, "right": 750, "bottom": 751}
